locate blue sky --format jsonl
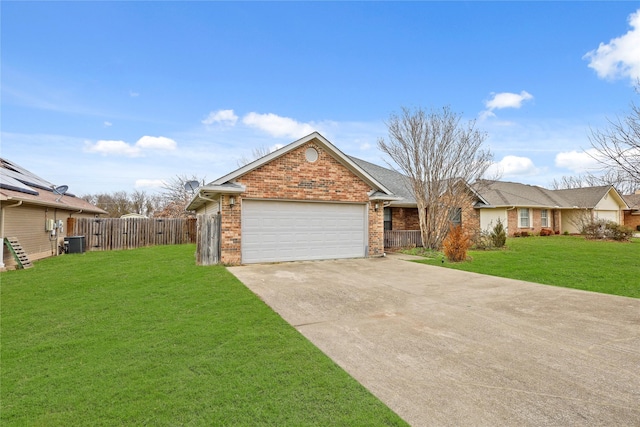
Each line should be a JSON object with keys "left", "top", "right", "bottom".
{"left": 2, "top": 2, "right": 639, "bottom": 196}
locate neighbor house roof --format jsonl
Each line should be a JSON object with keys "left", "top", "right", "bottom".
{"left": 623, "top": 193, "right": 640, "bottom": 210}
{"left": 473, "top": 180, "right": 629, "bottom": 210}
{"left": 474, "top": 180, "right": 570, "bottom": 208}
{"left": 552, "top": 185, "right": 614, "bottom": 208}
{"left": 0, "top": 158, "right": 107, "bottom": 214}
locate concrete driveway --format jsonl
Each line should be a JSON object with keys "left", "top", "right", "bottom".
{"left": 228, "top": 255, "right": 640, "bottom": 426}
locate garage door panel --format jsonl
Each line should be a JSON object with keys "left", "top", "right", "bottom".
{"left": 242, "top": 200, "right": 367, "bottom": 263}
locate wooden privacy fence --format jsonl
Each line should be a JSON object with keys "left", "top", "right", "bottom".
{"left": 69, "top": 217, "right": 196, "bottom": 251}
{"left": 196, "top": 214, "right": 221, "bottom": 265}
{"left": 384, "top": 230, "right": 423, "bottom": 248}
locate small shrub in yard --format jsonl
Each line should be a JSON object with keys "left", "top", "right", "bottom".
{"left": 443, "top": 224, "right": 471, "bottom": 262}
{"left": 512, "top": 231, "right": 521, "bottom": 237}
{"left": 582, "top": 219, "right": 634, "bottom": 242}
{"left": 520, "top": 231, "right": 530, "bottom": 237}
{"left": 470, "top": 229, "right": 494, "bottom": 250}
{"left": 539, "top": 228, "right": 553, "bottom": 236}
{"left": 490, "top": 218, "right": 507, "bottom": 248}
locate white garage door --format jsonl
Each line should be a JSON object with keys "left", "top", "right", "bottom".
{"left": 242, "top": 200, "right": 367, "bottom": 264}
{"left": 595, "top": 210, "right": 619, "bottom": 223}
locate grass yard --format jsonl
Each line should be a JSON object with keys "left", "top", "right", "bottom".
{"left": 413, "top": 236, "right": 640, "bottom": 298}
{"left": 1, "top": 245, "right": 406, "bottom": 426}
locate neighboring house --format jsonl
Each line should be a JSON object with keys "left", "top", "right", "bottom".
{"left": 623, "top": 191, "right": 640, "bottom": 232}
{"left": 121, "top": 213, "right": 148, "bottom": 219}
{"left": 186, "top": 132, "right": 400, "bottom": 264}
{"left": 1, "top": 158, "right": 106, "bottom": 270}
{"left": 187, "top": 132, "right": 632, "bottom": 264}
{"left": 471, "top": 181, "right": 629, "bottom": 235}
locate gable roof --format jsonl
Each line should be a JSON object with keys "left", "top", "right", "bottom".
{"left": 212, "top": 132, "right": 394, "bottom": 193}
{"left": 187, "top": 132, "right": 400, "bottom": 210}
{"left": 474, "top": 180, "right": 629, "bottom": 210}
{"left": 348, "top": 157, "right": 416, "bottom": 205}
{"left": 552, "top": 185, "right": 615, "bottom": 208}
{"left": 474, "top": 180, "right": 570, "bottom": 208}
{"left": 623, "top": 193, "right": 640, "bottom": 210}
{"left": 0, "top": 158, "right": 107, "bottom": 214}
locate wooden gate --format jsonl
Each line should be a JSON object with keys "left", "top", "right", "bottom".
{"left": 196, "top": 214, "right": 221, "bottom": 265}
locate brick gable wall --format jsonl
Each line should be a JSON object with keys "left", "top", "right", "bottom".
{"left": 219, "top": 141, "right": 382, "bottom": 264}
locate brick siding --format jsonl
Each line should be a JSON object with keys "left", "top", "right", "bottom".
{"left": 389, "top": 192, "right": 480, "bottom": 237}
{"left": 624, "top": 210, "right": 640, "bottom": 231}
{"left": 219, "top": 141, "right": 382, "bottom": 264}
{"left": 508, "top": 208, "right": 559, "bottom": 236}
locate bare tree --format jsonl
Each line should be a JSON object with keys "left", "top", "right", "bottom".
{"left": 378, "top": 106, "right": 493, "bottom": 250}
{"left": 589, "top": 84, "right": 640, "bottom": 190}
{"left": 82, "top": 190, "right": 162, "bottom": 217}
{"left": 157, "top": 174, "right": 205, "bottom": 218}
{"left": 551, "top": 170, "right": 640, "bottom": 195}
{"left": 237, "top": 145, "right": 273, "bottom": 167}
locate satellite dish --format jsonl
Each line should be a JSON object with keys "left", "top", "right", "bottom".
{"left": 184, "top": 180, "right": 200, "bottom": 193}
{"left": 52, "top": 185, "right": 68, "bottom": 195}
{"left": 52, "top": 185, "right": 69, "bottom": 202}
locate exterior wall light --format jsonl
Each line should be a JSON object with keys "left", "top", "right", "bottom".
{"left": 229, "top": 196, "right": 235, "bottom": 206}
{"left": 374, "top": 202, "right": 379, "bottom": 211}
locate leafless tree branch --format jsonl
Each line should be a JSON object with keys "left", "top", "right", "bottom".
{"left": 378, "top": 106, "right": 493, "bottom": 249}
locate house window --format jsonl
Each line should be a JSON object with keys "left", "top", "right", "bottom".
{"left": 449, "top": 208, "right": 462, "bottom": 226}
{"left": 540, "top": 209, "right": 549, "bottom": 228}
{"left": 383, "top": 207, "right": 392, "bottom": 231}
{"left": 518, "top": 208, "right": 530, "bottom": 228}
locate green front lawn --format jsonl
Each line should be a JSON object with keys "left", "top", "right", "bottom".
{"left": 414, "top": 236, "right": 640, "bottom": 298}
{"left": 1, "top": 245, "right": 406, "bottom": 426}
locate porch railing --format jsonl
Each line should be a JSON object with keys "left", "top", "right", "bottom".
{"left": 384, "top": 230, "right": 423, "bottom": 248}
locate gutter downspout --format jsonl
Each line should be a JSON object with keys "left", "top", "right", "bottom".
{"left": 194, "top": 193, "right": 219, "bottom": 215}
{"left": 1, "top": 201, "right": 23, "bottom": 269}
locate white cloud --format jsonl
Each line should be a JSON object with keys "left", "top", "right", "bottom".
{"left": 85, "top": 140, "right": 141, "bottom": 157}
{"left": 487, "top": 155, "right": 539, "bottom": 177}
{"left": 584, "top": 9, "right": 640, "bottom": 82}
{"left": 555, "top": 149, "right": 601, "bottom": 172}
{"left": 129, "top": 91, "right": 140, "bottom": 97}
{"left": 135, "top": 135, "right": 177, "bottom": 150}
{"left": 202, "top": 109, "right": 238, "bottom": 126}
{"left": 135, "top": 179, "right": 166, "bottom": 189}
{"left": 485, "top": 91, "right": 534, "bottom": 111}
{"left": 480, "top": 91, "right": 533, "bottom": 121}
{"left": 84, "top": 135, "right": 177, "bottom": 157}
{"left": 103, "top": 121, "right": 112, "bottom": 127}
{"left": 242, "top": 112, "right": 316, "bottom": 138}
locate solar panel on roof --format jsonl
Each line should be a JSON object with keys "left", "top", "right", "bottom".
{"left": 0, "top": 174, "right": 39, "bottom": 195}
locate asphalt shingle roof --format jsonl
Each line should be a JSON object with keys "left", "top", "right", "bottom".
{"left": 348, "top": 157, "right": 416, "bottom": 205}
{"left": 623, "top": 193, "right": 640, "bottom": 210}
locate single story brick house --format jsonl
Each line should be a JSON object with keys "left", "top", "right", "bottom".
{"left": 187, "top": 132, "right": 631, "bottom": 264}
{"left": 471, "top": 180, "right": 629, "bottom": 235}
{"left": 186, "top": 132, "right": 401, "bottom": 264}
{"left": 1, "top": 158, "right": 107, "bottom": 270}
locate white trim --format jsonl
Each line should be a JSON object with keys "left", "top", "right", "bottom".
{"left": 518, "top": 208, "right": 531, "bottom": 228}
{"left": 540, "top": 209, "right": 549, "bottom": 228}
{"left": 210, "top": 132, "right": 394, "bottom": 196}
